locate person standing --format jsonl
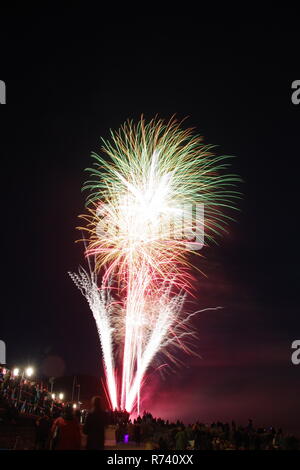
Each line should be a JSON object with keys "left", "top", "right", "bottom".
{"left": 133, "top": 422, "right": 141, "bottom": 446}
{"left": 35, "top": 412, "right": 52, "bottom": 450}
{"left": 51, "top": 405, "right": 81, "bottom": 450}
{"left": 83, "top": 396, "right": 108, "bottom": 450}
{"left": 175, "top": 426, "right": 188, "bottom": 450}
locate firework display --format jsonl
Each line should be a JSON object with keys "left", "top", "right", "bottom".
{"left": 70, "top": 116, "right": 240, "bottom": 413}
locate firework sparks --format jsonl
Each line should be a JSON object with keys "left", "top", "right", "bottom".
{"left": 71, "top": 116, "right": 240, "bottom": 413}
{"left": 69, "top": 268, "right": 118, "bottom": 410}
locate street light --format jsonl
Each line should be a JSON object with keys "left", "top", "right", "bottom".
{"left": 25, "top": 367, "right": 34, "bottom": 377}
{"left": 73, "top": 403, "right": 77, "bottom": 409}
{"left": 59, "top": 393, "right": 64, "bottom": 400}
{"left": 51, "top": 393, "right": 56, "bottom": 400}
{"left": 13, "top": 368, "right": 19, "bottom": 377}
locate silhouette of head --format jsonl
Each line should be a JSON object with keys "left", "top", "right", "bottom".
{"left": 91, "top": 395, "right": 103, "bottom": 412}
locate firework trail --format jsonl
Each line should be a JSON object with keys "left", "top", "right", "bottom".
{"left": 70, "top": 116, "right": 240, "bottom": 413}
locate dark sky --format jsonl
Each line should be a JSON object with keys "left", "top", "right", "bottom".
{"left": 1, "top": 11, "right": 300, "bottom": 433}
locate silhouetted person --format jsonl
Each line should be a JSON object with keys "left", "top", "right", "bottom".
{"left": 247, "top": 419, "right": 253, "bottom": 432}
{"left": 175, "top": 426, "right": 188, "bottom": 450}
{"left": 3, "top": 398, "right": 19, "bottom": 423}
{"left": 133, "top": 422, "right": 141, "bottom": 446}
{"left": 83, "top": 396, "right": 108, "bottom": 450}
{"left": 158, "top": 436, "right": 168, "bottom": 450}
{"left": 51, "top": 405, "right": 81, "bottom": 450}
{"left": 35, "top": 413, "right": 52, "bottom": 450}
{"left": 254, "top": 432, "right": 262, "bottom": 451}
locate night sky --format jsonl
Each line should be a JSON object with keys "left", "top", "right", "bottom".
{"left": 1, "top": 12, "right": 300, "bottom": 433}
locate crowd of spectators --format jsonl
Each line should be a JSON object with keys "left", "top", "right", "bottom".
{"left": 0, "top": 366, "right": 65, "bottom": 421}
{"left": 0, "top": 366, "right": 127, "bottom": 450}
{"left": 1, "top": 366, "right": 299, "bottom": 450}
{"left": 115, "top": 412, "right": 300, "bottom": 450}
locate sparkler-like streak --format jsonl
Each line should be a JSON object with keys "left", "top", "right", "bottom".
{"left": 69, "top": 268, "right": 118, "bottom": 410}
{"left": 70, "top": 116, "right": 240, "bottom": 413}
